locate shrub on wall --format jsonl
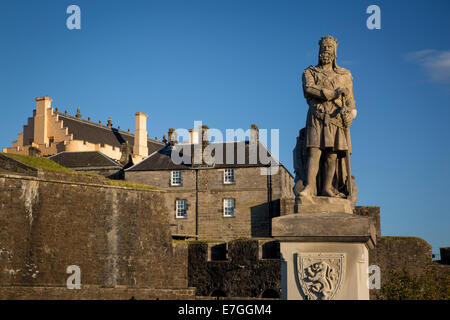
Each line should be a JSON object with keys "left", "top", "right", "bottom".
{"left": 376, "top": 266, "right": 450, "bottom": 300}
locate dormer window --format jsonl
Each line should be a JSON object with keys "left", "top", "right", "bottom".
{"left": 171, "top": 170, "right": 182, "bottom": 186}
{"left": 223, "top": 168, "right": 235, "bottom": 184}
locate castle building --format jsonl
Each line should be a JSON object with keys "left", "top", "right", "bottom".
{"left": 3, "top": 96, "right": 294, "bottom": 241}
{"left": 125, "top": 125, "right": 294, "bottom": 241}
{"left": 3, "top": 96, "right": 164, "bottom": 166}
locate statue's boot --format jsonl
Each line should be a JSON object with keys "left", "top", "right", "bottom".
{"left": 299, "top": 184, "right": 316, "bottom": 197}
{"left": 322, "top": 188, "right": 336, "bottom": 197}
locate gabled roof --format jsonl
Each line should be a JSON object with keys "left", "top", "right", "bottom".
{"left": 49, "top": 151, "right": 122, "bottom": 169}
{"left": 57, "top": 113, "right": 164, "bottom": 154}
{"left": 126, "top": 141, "right": 280, "bottom": 171}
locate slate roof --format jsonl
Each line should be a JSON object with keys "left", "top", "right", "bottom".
{"left": 57, "top": 113, "right": 164, "bottom": 155}
{"left": 49, "top": 151, "right": 121, "bottom": 169}
{"left": 126, "top": 141, "right": 281, "bottom": 171}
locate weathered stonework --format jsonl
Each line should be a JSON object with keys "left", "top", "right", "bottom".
{"left": 368, "top": 236, "right": 432, "bottom": 299}
{"left": 0, "top": 286, "right": 195, "bottom": 300}
{"left": 0, "top": 171, "right": 193, "bottom": 299}
{"left": 354, "top": 206, "right": 381, "bottom": 238}
{"left": 187, "top": 239, "right": 281, "bottom": 298}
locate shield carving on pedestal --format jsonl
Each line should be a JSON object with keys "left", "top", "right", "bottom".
{"left": 296, "top": 252, "right": 345, "bottom": 300}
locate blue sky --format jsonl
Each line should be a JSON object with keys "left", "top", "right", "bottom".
{"left": 0, "top": 0, "right": 449, "bottom": 255}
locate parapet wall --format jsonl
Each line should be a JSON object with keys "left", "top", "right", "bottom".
{"left": 188, "top": 239, "right": 281, "bottom": 298}
{"left": 369, "top": 236, "right": 432, "bottom": 279}
{"left": 0, "top": 172, "right": 192, "bottom": 299}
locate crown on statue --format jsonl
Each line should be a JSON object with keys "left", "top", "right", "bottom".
{"left": 319, "top": 35, "right": 338, "bottom": 48}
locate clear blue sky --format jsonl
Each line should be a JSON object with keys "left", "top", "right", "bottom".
{"left": 1, "top": 0, "right": 449, "bottom": 255}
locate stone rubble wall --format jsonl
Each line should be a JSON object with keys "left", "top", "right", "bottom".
{"left": 0, "top": 172, "right": 192, "bottom": 299}
{"left": 187, "top": 239, "right": 281, "bottom": 298}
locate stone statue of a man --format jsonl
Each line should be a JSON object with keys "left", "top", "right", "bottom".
{"left": 294, "top": 36, "right": 357, "bottom": 200}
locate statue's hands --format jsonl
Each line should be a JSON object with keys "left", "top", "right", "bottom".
{"left": 322, "top": 87, "right": 350, "bottom": 101}
{"left": 335, "top": 87, "right": 350, "bottom": 97}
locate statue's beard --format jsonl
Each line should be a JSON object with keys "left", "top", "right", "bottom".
{"left": 319, "top": 52, "right": 334, "bottom": 65}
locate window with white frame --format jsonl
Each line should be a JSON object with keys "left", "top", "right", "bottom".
{"left": 223, "top": 198, "right": 235, "bottom": 217}
{"left": 171, "top": 170, "right": 182, "bottom": 186}
{"left": 223, "top": 168, "right": 235, "bottom": 184}
{"left": 176, "top": 200, "right": 187, "bottom": 218}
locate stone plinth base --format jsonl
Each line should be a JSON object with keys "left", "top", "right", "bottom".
{"left": 273, "top": 214, "right": 376, "bottom": 300}
{"left": 279, "top": 242, "right": 369, "bottom": 300}
{"left": 296, "top": 196, "right": 353, "bottom": 214}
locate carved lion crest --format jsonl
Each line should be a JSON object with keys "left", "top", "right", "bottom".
{"left": 296, "top": 252, "right": 345, "bottom": 300}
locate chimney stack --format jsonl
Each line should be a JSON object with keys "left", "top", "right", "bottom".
{"left": 133, "top": 112, "right": 148, "bottom": 159}
{"left": 189, "top": 129, "right": 199, "bottom": 144}
{"left": 168, "top": 128, "right": 178, "bottom": 146}
{"left": 200, "top": 125, "right": 209, "bottom": 148}
{"left": 250, "top": 124, "right": 259, "bottom": 144}
{"left": 193, "top": 124, "right": 209, "bottom": 166}
{"left": 34, "top": 96, "right": 52, "bottom": 145}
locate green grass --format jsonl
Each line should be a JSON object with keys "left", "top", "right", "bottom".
{"left": 2, "top": 153, "right": 81, "bottom": 174}
{"left": 107, "top": 179, "right": 158, "bottom": 190}
{"left": 1, "top": 153, "right": 159, "bottom": 190}
{"left": 0, "top": 168, "right": 15, "bottom": 174}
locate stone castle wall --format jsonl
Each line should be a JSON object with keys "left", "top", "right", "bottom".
{"left": 0, "top": 171, "right": 192, "bottom": 299}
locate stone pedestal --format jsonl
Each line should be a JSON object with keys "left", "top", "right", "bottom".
{"left": 272, "top": 213, "right": 376, "bottom": 300}
{"left": 297, "top": 196, "right": 354, "bottom": 214}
